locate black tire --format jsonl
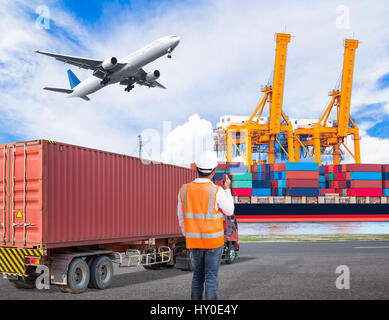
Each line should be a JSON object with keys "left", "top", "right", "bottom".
{"left": 89, "top": 256, "right": 114, "bottom": 290}
{"left": 64, "top": 258, "right": 90, "bottom": 294}
{"left": 9, "top": 276, "right": 37, "bottom": 289}
{"left": 225, "top": 243, "right": 237, "bottom": 264}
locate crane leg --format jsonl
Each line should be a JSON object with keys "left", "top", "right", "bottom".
{"left": 226, "top": 130, "right": 233, "bottom": 162}
{"left": 287, "top": 130, "right": 295, "bottom": 162}
{"left": 313, "top": 132, "right": 321, "bottom": 166}
{"left": 354, "top": 132, "right": 361, "bottom": 164}
{"left": 244, "top": 130, "right": 252, "bottom": 171}
{"left": 333, "top": 144, "right": 340, "bottom": 165}
{"left": 294, "top": 135, "right": 301, "bottom": 162}
{"left": 268, "top": 136, "right": 275, "bottom": 164}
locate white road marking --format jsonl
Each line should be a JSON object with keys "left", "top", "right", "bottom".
{"left": 354, "top": 246, "right": 389, "bottom": 249}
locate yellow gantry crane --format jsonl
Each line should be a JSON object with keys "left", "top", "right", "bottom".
{"left": 294, "top": 39, "right": 361, "bottom": 166}
{"left": 223, "top": 33, "right": 294, "bottom": 171}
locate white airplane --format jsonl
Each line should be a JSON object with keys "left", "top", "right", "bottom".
{"left": 36, "top": 35, "right": 180, "bottom": 101}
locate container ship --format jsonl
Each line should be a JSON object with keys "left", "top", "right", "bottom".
{"left": 198, "top": 162, "right": 389, "bottom": 222}
{"left": 205, "top": 34, "right": 389, "bottom": 222}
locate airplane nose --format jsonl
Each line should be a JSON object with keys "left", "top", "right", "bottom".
{"left": 171, "top": 36, "right": 180, "bottom": 48}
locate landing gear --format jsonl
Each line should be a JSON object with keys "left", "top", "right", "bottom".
{"left": 125, "top": 84, "right": 135, "bottom": 92}
{"left": 100, "top": 77, "right": 111, "bottom": 86}
{"left": 167, "top": 48, "right": 173, "bottom": 59}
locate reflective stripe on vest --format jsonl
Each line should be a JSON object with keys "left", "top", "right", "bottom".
{"left": 185, "top": 230, "right": 225, "bottom": 239}
{"left": 181, "top": 182, "right": 224, "bottom": 249}
{"left": 181, "top": 184, "right": 187, "bottom": 212}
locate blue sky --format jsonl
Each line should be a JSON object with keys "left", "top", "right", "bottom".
{"left": 1, "top": 0, "right": 389, "bottom": 164}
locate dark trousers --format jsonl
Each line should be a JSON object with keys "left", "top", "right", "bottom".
{"left": 191, "top": 246, "right": 224, "bottom": 300}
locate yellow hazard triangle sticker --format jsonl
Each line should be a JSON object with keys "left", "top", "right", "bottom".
{"left": 16, "top": 210, "right": 22, "bottom": 218}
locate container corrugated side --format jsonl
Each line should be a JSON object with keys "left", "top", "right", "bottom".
{"left": 1, "top": 140, "right": 196, "bottom": 249}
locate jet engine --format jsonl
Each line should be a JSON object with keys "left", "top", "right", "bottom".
{"left": 145, "top": 70, "right": 160, "bottom": 82}
{"left": 102, "top": 57, "right": 118, "bottom": 70}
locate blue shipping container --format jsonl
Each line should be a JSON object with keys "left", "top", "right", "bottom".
{"left": 285, "top": 162, "right": 319, "bottom": 172}
{"left": 287, "top": 188, "right": 320, "bottom": 196}
{"left": 252, "top": 180, "right": 272, "bottom": 188}
{"left": 252, "top": 188, "right": 272, "bottom": 196}
{"left": 349, "top": 172, "right": 382, "bottom": 181}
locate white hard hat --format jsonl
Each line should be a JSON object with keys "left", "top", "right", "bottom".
{"left": 195, "top": 150, "right": 218, "bottom": 174}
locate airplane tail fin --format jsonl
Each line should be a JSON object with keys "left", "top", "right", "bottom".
{"left": 67, "top": 69, "right": 81, "bottom": 89}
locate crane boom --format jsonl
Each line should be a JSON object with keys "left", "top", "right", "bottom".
{"left": 270, "top": 33, "right": 291, "bottom": 135}
{"left": 338, "top": 39, "right": 359, "bottom": 137}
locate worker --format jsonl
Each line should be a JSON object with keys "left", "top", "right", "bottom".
{"left": 177, "top": 150, "right": 234, "bottom": 300}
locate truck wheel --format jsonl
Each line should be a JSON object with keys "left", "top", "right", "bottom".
{"left": 64, "top": 258, "right": 90, "bottom": 294}
{"left": 89, "top": 255, "right": 113, "bottom": 289}
{"left": 225, "top": 243, "right": 237, "bottom": 264}
{"left": 9, "top": 276, "right": 37, "bottom": 289}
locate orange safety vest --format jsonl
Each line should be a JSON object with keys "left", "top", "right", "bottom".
{"left": 179, "top": 181, "right": 224, "bottom": 249}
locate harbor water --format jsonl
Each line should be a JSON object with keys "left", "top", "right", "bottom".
{"left": 238, "top": 222, "right": 389, "bottom": 235}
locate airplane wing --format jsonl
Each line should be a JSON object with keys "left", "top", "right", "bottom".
{"left": 35, "top": 51, "right": 126, "bottom": 73}
{"left": 120, "top": 68, "right": 167, "bottom": 90}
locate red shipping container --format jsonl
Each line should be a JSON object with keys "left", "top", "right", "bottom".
{"left": 272, "top": 163, "right": 286, "bottom": 171}
{"left": 0, "top": 140, "right": 197, "bottom": 249}
{"left": 383, "top": 165, "right": 389, "bottom": 172}
{"left": 232, "top": 188, "right": 252, "bottom": 196}
{"left": 251, "top": 165, "right": 258, "bottom": 173}
{"left": 333, "top": 181, "right": 347, "bottom": 189}
{"left": 350, "top": 180, "right": 382, "bottom": 188}
{"left": 216, "top": 162, "right": 228, "bottom": 171}
{"left": 319, "top": 188, "right": 336, "bottom": 195}
{"left": 344, "top": 164, "right": 382, "bottom": 172}
{"left": 252, "top": 173, "right": 258, "bottom": 180}
{"left": 333, "top": 165, "right": 338, "bottom": 173}
{"left": 286, "top": 179, "right": 319, "bottom": 188}
{"left": 227, "top": 161, "right": 243, "bottom": 166}
{"left": 346, "top": 188, "right": 383, "bottom": 197}
{"left": 324, "top": 165, "right": 329, "bottom": 174}
{"left": 384, "top": 181, "right": 389, "bottom": 188}
{"left": 286, "top": 171, "right": 319, "bottom": 180}
{"left": 337, "top": 173, "right": 343, "bottom": 181}
{"left": 270, "top": 180, "right": 279, "bottom": 188}
{"left": 345, "top": 172, "right": 351, "bottom": 180}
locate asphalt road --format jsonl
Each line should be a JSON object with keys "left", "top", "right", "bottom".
{"left": 0, "top": 241, "right": 388, "bottom": 300}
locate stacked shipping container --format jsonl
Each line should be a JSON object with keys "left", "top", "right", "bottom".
{"left": 382, "top": 165, "right": 389, "bottom": 197}
{"left": 324, "top": 164, "right": 383, "bottom": 197}
{"left": 269, "top": 163, "right": 320, "bottom": 196}
{"left": 190, "top": 161, "right": 389, "bottom": 203}
{"left": 251, "top": 164, "right": 272, "bottom": 196}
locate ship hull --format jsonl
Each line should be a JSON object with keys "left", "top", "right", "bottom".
{"left": 235, "top": 204, "right": 389, "bottom": 222}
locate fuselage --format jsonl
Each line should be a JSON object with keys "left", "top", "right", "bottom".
{"left": 68, "top": 35, "right": 180, "bottom": 98}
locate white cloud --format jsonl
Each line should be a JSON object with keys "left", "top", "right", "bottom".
{"left": 359, "top": 133, "right": 389, "bottom": 164}
{"left": 161, "top": 114, "right": 213, "bottom": 167}
{"left": 0, "top": 0, "right": 389, "bottom": 163}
